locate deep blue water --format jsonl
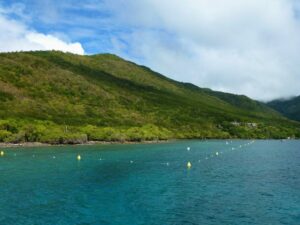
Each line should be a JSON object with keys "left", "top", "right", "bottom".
{"left": 0, "top": 140, "right": 299, "bottom": 225}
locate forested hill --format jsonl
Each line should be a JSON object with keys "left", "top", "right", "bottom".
{"left": 0, "top": 51, "right": 299, "bottom": 144}
{"left": 267, "top": 96, "right": 300, "bottom": 122}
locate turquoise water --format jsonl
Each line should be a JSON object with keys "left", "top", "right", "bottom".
{"left": 0, "top": 140, "right": 299, "bottom": 225}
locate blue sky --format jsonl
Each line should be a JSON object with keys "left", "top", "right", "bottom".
{"left": 1, "top": 0, "right": 300, "bottom": 100}
{"left": 0, "top": 0, "right": 120, "bottom": 54}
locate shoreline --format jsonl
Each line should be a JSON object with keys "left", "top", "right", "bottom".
{"left": 0, "top": 138, "right": 297, "bottom": 149}
{"left": 0, "top": 140, "right": 171, "bottom": 148}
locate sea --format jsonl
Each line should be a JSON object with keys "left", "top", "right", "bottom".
{"left": 0, "top": 140, "right": 299, "bottom": 225}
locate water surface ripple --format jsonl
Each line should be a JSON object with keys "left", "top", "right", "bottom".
{"left": 0, "top": 140, "right": 299, "bottom": 225}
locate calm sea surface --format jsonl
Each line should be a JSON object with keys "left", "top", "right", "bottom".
{"left": 0, "top": 140, "right": 299, "bottom": 225}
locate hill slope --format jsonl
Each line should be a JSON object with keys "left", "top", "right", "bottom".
{"left": 0, "top": 51, "right": 299, "bottom": 143}
{"left": 267, "top": 96, "right": 300, "bottom": 122}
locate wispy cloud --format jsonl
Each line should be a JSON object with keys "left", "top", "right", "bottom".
{"left": 0, "top": 0, "right": 118, "bottom": 54}
{"left": 102, "top": 0, "right": 300, "bottom": 100}
{"left": 0, "top": 4, "right": 84, "bottom": 54}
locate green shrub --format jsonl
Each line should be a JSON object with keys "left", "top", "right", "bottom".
{"left": 0, "top": 130, "right": 12, "bottom": 141}
{"left": 40, "top": 131, "right": 87, "bottom": 144}
{"left": 4, "top": 131, "right": 25, "bottom": 143}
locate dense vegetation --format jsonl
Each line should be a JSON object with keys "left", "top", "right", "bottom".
{"left": 0, "top": 51, "right": 299, "bottom": 144}
{"left": 267, "top": 96, "right": 300, "bottom": 122}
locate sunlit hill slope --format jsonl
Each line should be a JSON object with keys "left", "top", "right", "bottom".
{"left": 0, "top": 51, "right": 299, "bottom": 143}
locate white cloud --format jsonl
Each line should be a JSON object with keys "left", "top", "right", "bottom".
{"left": 106, "top": 0, "right": 300, "bottom": 100}
{"left": 0, "top": 11, "right": 84, "bottom": 55}
{"left": 25, "top": 33, "right": 84, "bottom": 55}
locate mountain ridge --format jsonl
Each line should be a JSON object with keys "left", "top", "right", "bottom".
{"left": 267, "top": 96, "right": 300, "bottom": 122}
{"left": 0, "top": 50, "right": 299, "bottom": 143}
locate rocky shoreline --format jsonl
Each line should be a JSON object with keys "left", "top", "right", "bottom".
{"left": 0, "top": 140, "right": 170, "bottom": 148}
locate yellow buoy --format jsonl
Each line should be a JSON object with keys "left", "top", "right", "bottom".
{"left": 77, "top": 155, "right": 81, "bottom": 161}
{"left": 187, "top": 161, "right": 192, "bottom": 169}
{"left": 0, "top": 151, "right": 4, "bottom": 156}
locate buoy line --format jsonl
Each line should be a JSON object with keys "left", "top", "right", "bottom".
{"left": 183, "top": 140, "right": 256, "bottom": 168}
{"left": 0, "top": 141, "right": 256, "bottom": 171}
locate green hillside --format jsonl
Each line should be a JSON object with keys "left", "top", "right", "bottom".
{"left": 0, "top": 51, "right": 299, "bottom": 144}
{"left": 267, "top": 96, "right": 300, "bottom": 122}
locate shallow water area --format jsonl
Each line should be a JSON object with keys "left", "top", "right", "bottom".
{"left": 0, "top": 140, "right": 299, "bottom": 225}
